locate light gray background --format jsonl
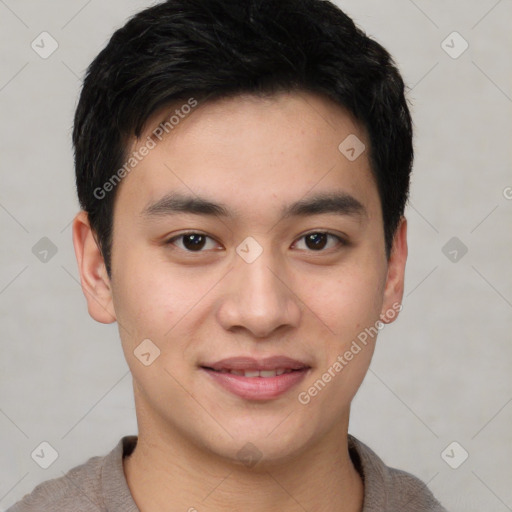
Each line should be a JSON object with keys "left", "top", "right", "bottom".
{"left": 1, "top": 1, "right": 511, "bottom": 510}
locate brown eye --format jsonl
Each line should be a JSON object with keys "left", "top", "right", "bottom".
{"left": 305, "top": 233, "right": 328, "bottom": 250}
{"left": 294, "top": 232, "right": 344, "bottom": 251}
{"left": 182, "top": 234, "right": 207, "bottom": 250}
{"left": 166, "top": 233, "right": 219, "bottom": 252}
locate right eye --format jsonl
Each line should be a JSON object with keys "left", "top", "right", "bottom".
{"left": 165, "top": 232, "right": 222, "bottom": 252}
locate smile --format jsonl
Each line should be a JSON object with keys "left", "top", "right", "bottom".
{"left": 201, "top": 366, "right": 310, "bottom": 400}
{"left": 207, "top": 368, "right": 296, "bottom": 377}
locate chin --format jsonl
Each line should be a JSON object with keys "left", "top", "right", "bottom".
{"left": 212, "top": 421, "right": 317, "bottom": 468}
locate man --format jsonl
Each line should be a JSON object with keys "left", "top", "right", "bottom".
{"left": 8, "top": 0, "right": 448, "bottom": 510}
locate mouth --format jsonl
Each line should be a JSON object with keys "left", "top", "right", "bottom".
{"left": 203, "top": 368, "right": 300, "bottom": 377}
{"left": 199, "top": 355, "right": 311, "bottom": 400}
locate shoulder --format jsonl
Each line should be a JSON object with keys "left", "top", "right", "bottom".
{"left": 6, "top": 439, "right": 124, "bottom": 512}
{"left": 348, "top": 434, "right": 448, "bottom": 512}
{"left": 384, "top": 466, "right": 447, "bottom": 511}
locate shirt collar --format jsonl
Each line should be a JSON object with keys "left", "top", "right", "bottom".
{"left": 102, "top": 434, "right": 385, "bottom": 512}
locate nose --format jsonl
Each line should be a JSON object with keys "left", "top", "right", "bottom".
{"left": 216, "top": 245, "right": 302, "bottom": 338}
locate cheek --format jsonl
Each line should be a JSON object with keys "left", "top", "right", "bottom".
{"left": 302, "top": 257, "right": 387, "bottom": 407}
{"left": 111, "top": 270, "right": 169, "bottom": 338}
{"left": 296, "top": 269, "right": 384, "bottom": 416}
{"left": 109, "top": 264, "right": 175, "bottom": 369}
{"left": 111, "top": 264, "right": 194, "bottom": 402}
{"left": 300, "top": 263, "right": 386, "bottom": 338}
{"left": 111, "top": 249, "right": 223, "bottom": 359}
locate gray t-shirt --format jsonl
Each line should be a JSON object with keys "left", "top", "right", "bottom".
{"left": 7, "top": 435, "right": 447, "bottom": 511}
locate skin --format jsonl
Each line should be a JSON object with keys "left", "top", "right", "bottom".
{"left": 72, "top": 91, "right": 407, "bottom": 512}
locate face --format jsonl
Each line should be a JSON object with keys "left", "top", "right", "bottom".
{"left": 74, "top": 91, "right": 407, "bottom": 465}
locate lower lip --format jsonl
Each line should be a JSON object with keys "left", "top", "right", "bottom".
{"left": 201, "top": 368, "right": 309, "bottom": 400}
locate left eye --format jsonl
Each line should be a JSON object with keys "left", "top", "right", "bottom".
{"left": 293, "top": 232, "right": 343, "bottom": 251}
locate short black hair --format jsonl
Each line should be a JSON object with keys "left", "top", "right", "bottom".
{"left": 73, "top": 0, "right": 413, "bottom": 278}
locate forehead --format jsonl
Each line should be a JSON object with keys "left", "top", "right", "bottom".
{"left": 115, "top": 91, "right": 379, "bottom": 225}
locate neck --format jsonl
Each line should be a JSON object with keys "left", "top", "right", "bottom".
{"left": 123, "top": 416, "right": 363, "bottom": 512}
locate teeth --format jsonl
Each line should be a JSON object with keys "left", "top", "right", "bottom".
{"left": 216, "top": 368, "right": 296, "bottom": 377}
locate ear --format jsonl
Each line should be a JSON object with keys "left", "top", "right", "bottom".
{"left": 380, "top": 217, "right": 408, "bottom": 324}
{"left": 72, "top": 210, "right": 116, "bottom": 324}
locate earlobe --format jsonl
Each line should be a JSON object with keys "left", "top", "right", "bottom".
{"left": 72, "top": 210, "right": 117, "bottom": 324}
{"left": 380, "top": 217, "right": 408, "bottom": 324}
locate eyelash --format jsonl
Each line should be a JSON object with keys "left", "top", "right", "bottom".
{"left": 165, "top": 231, "right": 347, "bottom": 253}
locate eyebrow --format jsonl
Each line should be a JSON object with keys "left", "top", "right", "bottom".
{"left": 140, "top": 191, "right": 366, "bottom": 220}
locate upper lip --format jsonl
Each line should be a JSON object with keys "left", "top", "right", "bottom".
{"left": 201, "top": 356, "right": 311, "bottom": 371}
